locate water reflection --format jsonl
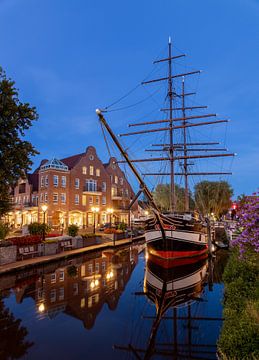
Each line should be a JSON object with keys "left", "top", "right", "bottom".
{"left": 0, "top": 245, "right": 227, "bottom": 359}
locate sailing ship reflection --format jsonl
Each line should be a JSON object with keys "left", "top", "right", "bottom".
{"left": 115, "top": 248, "right": 219, "bottom": 360}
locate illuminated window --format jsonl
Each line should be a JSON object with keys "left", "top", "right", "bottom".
{"left": 82, "top": 166, "right": 87, "bottom": 175}
{"left": 89, "top": 165, "right": 94, "bottom": 176}
{"left": 89, "top": 196, "right": 93, "bottom": 205}
{"left": 81, "top": 298, "right": 85, "bottom": 308}
{"left": 96, "top": 168, "right": 100, "bottom": 177}
{"left": 114, "top": 176, "right": 118, "bottom": 184}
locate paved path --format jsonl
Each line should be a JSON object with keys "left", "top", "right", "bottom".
{"left": 0, "top": 236, "right": 144, "bottom": 276}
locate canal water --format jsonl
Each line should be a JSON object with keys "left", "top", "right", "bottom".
{"left": 0, "top": 243, "right": 228, "bottom": 360}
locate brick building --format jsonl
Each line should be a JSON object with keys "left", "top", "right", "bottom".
{"left": 7, "top": 146, "right": 136, "bottom": 229}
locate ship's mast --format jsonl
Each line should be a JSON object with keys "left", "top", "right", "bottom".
{"left": 168, "top": 38, "right": 175, "bottom": 213}
{"left": 182, "top": 77, "right": 189, "bottom": 211}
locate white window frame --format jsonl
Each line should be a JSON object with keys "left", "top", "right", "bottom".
{"left": 61, "top": 176, "right": 66, "bottom": 188}
{"left": 61, "top": 193, "right": 66, "bottom": 204}
{"left": 75, "top": 194, "right": 79, "bottom": 205}
{"left": 53, "top": 175, "right": 58, "bottom": 187}
{"left": 53, "top": 193, "right": 58, "bottom": 204}
{"left": 75, "top": 178, "right": 80, "bottom": 189}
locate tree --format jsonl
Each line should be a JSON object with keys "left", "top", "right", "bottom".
{"left": 194, "top": 180, "right": 233, "bottom": 218}
{"left": 153, "top": 184, "right": 195, "bottom": 212}
{"left": 0, "top": 67, "right": 38, "bottom": 216}
{"left": 0, "top": 296, "right": 33, "bottom": 359}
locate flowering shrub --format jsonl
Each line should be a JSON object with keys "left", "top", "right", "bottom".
{"left": 9, "top": 235, "right": 41, "bottom": 246}
{"left": 233, "top": 192, "right": 259, "bottom": 254}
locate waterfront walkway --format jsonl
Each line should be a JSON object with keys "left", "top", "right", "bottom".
{"left": 0, "top": 235, "right": 144, "bottom": 276}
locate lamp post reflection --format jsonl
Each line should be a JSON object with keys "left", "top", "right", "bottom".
{"left": 91, "top": 207, "right": 99, "bottom": 234}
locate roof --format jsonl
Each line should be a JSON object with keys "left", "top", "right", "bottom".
{"left": 61, "top": 153, "right": 84, "bottom": 169}
{"left": 40, "top": 158, "right": 69, "bottom": 172}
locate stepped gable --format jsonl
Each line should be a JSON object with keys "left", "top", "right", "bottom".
{"left": 27, "top": 173, "right": 39, "bottom": 192}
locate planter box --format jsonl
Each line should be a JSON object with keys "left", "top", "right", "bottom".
{"left": 0, "top": 245, "right": 17, "bottom": 265}
{"left": 104, "top": 233, "right": 126, "bottom": 242}
{"left": 44, "top": 242, "right": 58, "bottom": 256}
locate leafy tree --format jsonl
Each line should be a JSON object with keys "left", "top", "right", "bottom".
{"left": 194, "top": 180, "right": 233, "bottom": 218}
{"left": 0, "top": 296, "right": 33, "bottom": 359}
{"left": 153, "top": 184, "right": 195, "bottom": 212}
{"left": 0, "top": 67, "right": 38, "bottom": 217}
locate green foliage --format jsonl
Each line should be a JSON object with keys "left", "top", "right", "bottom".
{"left": 153, "top": 184, "right": 195, "bottom": 212}
{"left": 0, "top": 296, "right": 33, "bottom": 359}
{"left": 67, "top": 265, "right": 78, "bottom": 277}
{"left": 81, "top": 233, "right": 96, "bottom": 239}
{"left": 194, "top": 180, "right": 233, "bottom": 218}
{"left": 0, "top": 67, "right": 38, "bottom": 217}
{"left": 218, "top": 248, "right": 259, "bottom": 359}
{"left": 28, "top": 222, "right": 50, "bottom": 235}
{"left": 68, "top": 224, "right": 79, "bottom": 237}
{"left": 0, "top": 222, "right": 9, "bottom": 240}
{"left": 117, "top": 222, "right": 127, "bottom": 231}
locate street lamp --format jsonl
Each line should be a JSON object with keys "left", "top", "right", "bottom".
{"left": 41, "top": 204, "right": 48, "bottom": 241}
{"left": 107, "top": 208, "right": 114, "bottom": 228}
{"left": 91, "top": 207, "right": 99, "bottom": 234}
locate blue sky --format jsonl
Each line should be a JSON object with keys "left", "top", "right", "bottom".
{"left": 0, "top": 0, "right": 258, "bottom": 197}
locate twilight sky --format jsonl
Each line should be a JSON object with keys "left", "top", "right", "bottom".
{"left": 0, "top": 0, "right": 258, "bottom": 197}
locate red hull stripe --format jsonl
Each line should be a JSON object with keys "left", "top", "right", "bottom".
{"left": 150, "top": 247, "right": 208, "bottom": 260}
{"left": 149, "top": 252, "right": 208, "bottom": 268}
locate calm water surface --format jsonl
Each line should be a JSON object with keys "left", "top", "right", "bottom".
{"left": 0, "top": 244, "right": 228, "bottom": 360}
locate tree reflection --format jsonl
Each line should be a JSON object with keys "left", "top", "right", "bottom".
{"left": 0, "top": 296, "right": 33, "bottom": 359}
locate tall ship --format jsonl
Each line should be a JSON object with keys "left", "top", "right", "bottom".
{"left": 96, "top": 38, "right": 234, "bottom": 259}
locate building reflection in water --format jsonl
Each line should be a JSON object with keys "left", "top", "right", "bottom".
{"left": 9, "top": 244, "right": 141, "bottom": 330}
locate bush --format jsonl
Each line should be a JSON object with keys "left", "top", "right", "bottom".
{"left": 67, "top": 265, "right": 78, "bottom": 277}
{"left": 0, "top": 222, "right": 9, "bottom": 240}
{"left": 117, "top": 222, "right": 127, "bottom": 231}
{"left": 217, "top": 247, "right": 259, "bottom": 359}
{"left": 81, "top": 233, "right": 96, "bottom": 239}
{"left": 28, "top": 222, "right": 51, "bottom": 235}
{"left": 68, "top": 224, "right": 79, "bottom": 237}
